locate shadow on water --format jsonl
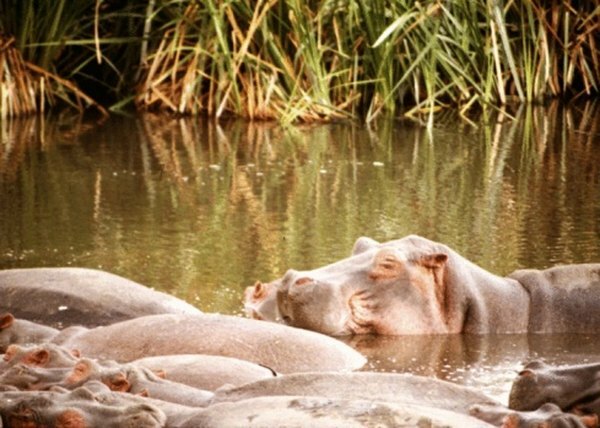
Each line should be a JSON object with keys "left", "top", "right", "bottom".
{"left": 1, "top": 103, "right": 599, "bottom": 402}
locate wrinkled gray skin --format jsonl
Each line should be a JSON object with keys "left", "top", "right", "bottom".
{"left": 470, "top": 403, "right": 596, "bottom": 428}
{"left": 212, "top": 371, "right": 500, "bottom": 415}
{"left": 246, "top": 235, "right": 600, "bottom": 335}
{"left": 132, "top": 354, "right": 276, "bottom": 391}
{"left": 189, "top": 395, "right": 495, "bottom": 428}
{"left": 55, "top": 313, "right": 366, "bottom": 374}
{"left": 0, "top": 267, "right": 201, "bottom": 328}
{"left": 0, "top": 386, "right": 167, "bottom": 428}
{"left": 509, "top": 360, "right": 600, "bottom": 416}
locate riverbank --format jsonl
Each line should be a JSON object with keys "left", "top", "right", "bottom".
{"left": 0, "top": 1, "right": 598, "bottom": 122}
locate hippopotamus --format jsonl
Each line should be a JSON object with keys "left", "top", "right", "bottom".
{"left": 132, "top": 354, "right": 276, "bottom": 391}
{"left": 0, "top": 313, "right": 60, "bottom": 352}
{"left": 212, "top": 371, "right": 500, "bottom": 415}
{"left": 509, "top": 361, "right": 600, "bottom": 417}
{"left": 0, "top": 386, "right": 167, "bottom": 428}
{"left": 245, "top": 235, "right": 600, "bottom": 335}
{"left": 2, "top": 343, "right": 80, "bottom": 369}
{"left": 470, "top": 402, "right": 598, "bottom": 428}
{"left": 191, "top": 395, "right": 495, "bottom": 428}
{"left": 1, "top": 312, "right": 365, "bottom": 374}
{"left": 0, "top": 267, "right": 201, "bottom": 327}
{"left": 43, "top": 313, "right": 364, "bottom": 374}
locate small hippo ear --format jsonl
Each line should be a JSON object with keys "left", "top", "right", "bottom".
{"left": 0, "top": 313, "right": 15, "bottom": 329}
{"left": 24, "top": 349, "right": 50, "bottom": 367}
{"left": 517, "top": 369, "right": 536, "bottom": 379}
{"left": 252, "top": 281, "right": 266, "bottom": 299}
{"left": 418, "top": 254, "right": 448, "bottom": 269}
{"left": 107, "top": 372, "right": 131, "bottom": 393}
{"left": 352, "top": 237, "right": 379, "bottom": 255}
{"left": 66, "top": 360, "right": 92, "bottom": 385}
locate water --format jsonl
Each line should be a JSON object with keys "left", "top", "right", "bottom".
{"left": 1, "top": 103, "right": 599, "bottom": 403}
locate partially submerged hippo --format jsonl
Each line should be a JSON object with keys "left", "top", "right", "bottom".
{"left": 0, "top": 387, "right": 166, "bottom": 428}
{"left": 0, "top": 267, "right": 201, "bottom": 327}
{"left": 212, "top": 371, "right": 500, "bottom": 415}
{"left": 193, "top": 395, "right": 495, "bottom": 428}
{"left": 245, "top": 235, "right": 600, "bottom": 335}
{"left": 52, "top": 313, "right": 365, "bottom": 374}
{"left": 0, "top": 313, "right": 59, "bottom": 352}
{"left": 509, "top": 361, "right": 600, "bottom": 416}
{"left": 470, "top": 402, "right": 597, "bottom": 428}
{"left": 132, "top": 354, "right": 276, "bottom": 391}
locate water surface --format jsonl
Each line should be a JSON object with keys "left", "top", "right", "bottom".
{"left": 1, "top": 103, "right": 599, "bottom": 402}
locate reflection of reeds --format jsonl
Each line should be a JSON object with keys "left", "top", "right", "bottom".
{"left": 0, "top": 112, "right": 103, "bottom": 183}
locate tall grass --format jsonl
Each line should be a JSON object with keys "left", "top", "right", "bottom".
{"left": 0, "top": 0, "right": 599, "bottom": 122}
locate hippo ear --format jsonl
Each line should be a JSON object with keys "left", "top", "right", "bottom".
{"left": 369, "top": 250, "right": 403, "bottom": 281}
{"left": 352, "top": 237, "right": 379, "bottom": 255}
{"left": 66, "top": 360, "right": 92, "bottom": 385}
{"left": 107, "top": 372, "right": 130, "bottom": 392}
{"left": 3, "top": 345, "right": 18, "bottom": 362}
{"left": 517, "top": 369, "right": 536, "bottom": 380}
{"left": 417, "top": 253, "right": 448, "bottom": 269}
{"left": 0, "top": 313, "right": 15, "bottom": 329}
{"left": 23, "top": 349, "right": 50, "bottom": 367}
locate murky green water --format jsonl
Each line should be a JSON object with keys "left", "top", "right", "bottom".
{"left": 1, "top": 103, "right": 599, "bottom": 402}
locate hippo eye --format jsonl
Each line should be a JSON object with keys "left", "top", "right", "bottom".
{"left": 295, "top": 277, "right": 314, "bottom": 286}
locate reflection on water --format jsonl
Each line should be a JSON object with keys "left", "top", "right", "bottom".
{"left": 339, "top": 333, "right": 600, "bottom": 404}
{"left": 0, "top": 103, "right": 599, "bottom": 402}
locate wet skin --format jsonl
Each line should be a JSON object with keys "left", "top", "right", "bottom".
{"left": 246, "top": 235, "right": 600, "bottom": 336}
{"left": 509, "top": 361, "right": 600, "bottom": 417}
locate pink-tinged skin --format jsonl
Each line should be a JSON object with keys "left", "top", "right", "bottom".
{"left": 246, "top": 235, "right": 600, "bottom": 336}
{"left": 470, "top": 403, "right": 598, "bottom": 428}
{"left": 0, "top": 387, "right": 167, "bottom": 428}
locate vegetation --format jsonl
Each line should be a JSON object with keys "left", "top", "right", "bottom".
{"left": 0, "top": 0, "right": 598, "bottom": 122}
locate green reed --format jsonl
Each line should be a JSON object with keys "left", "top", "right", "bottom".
{"left": 1, "top": 0, "right": 599, "bottom": 122}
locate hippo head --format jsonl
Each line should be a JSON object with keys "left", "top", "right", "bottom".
{"left": 244, "top": 280, "right": 282, "bottom": 322}
{"left": 247, "top": 237, "right": 451, "bottom": 336}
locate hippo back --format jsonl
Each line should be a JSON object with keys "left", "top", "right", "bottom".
{"left": 509, "top": 264, "right": 600, "bottom": 333}
{"left": 56, "top": 313, "right": 366, "bottom": 374}
{"left": 0, "top": 268, "right": 201, "bottom": 327}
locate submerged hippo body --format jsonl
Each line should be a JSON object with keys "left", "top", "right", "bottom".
{"left": 192, "top": 395, "right": 494, "bottom": 428}
{"left": 133, "top": 354, "right": 276, "bottom": 391}
{"left": 212, "top": 372, "right": 500, "bottom": 414}
{"left": 246, "top": 235, "right": 600, "bottom": 335}
{"left": 509, "top": 360, "right": 600, "bottom": 416}
{"left": 0, "top": 387, "right": 167, "bottom": 428}
{"left": 0, "top": 267, "right": 201, "bottom": 327}
{"left": 55, "top": 313, "right": 366, "bottom": 374}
